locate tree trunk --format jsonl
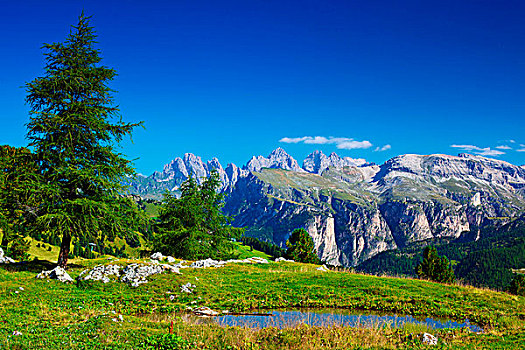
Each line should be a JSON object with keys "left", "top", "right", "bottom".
{"left": 57, "top": 232, "right": 71, "bottom": 268}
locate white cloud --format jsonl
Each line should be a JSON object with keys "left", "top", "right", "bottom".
{"left": 450, "top": 144, "right": 505, "bottom": 156}
{"left": 496, "top": 145, "right": 512, "bottom": 150}
{"left": 510, "top": 139, "right": 516, "bottom": 143}
{"left": 279, "top": 137, "right": 310, "bottom": 144}
{"left": 279, "top": 136, "right": 373, "bottom": 150}
{"left": 517, "top": 148, "right": 525, "bottom": 152}
{"left": 374, "top": 144, "right": 391, "bottom": 152}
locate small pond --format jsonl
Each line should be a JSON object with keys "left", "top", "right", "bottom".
{"left": 206, "top": 309, "right": 482, "bottom": 332}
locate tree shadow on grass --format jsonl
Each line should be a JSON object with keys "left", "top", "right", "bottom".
{"left": 0, "top": 259, "right": 83, "bottom": 273}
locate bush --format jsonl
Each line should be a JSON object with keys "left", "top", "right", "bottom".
{"left": 143, "top": 334, "right": 191, "bottom": 350}
{"left": 507, "top": 274, "right": 525, "bottom": 296}
{"left": 8, "top": 237, "right": 30, "bottom": 261}
{"left": 416, "top": 246, "right": 455, "bottom": 283}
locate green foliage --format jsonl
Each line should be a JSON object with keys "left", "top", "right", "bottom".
{"left": 6, "top": 237, "right": 30, "bottom": 261}
{"left": 24, "top": 13, "right": 147, "bottom": 267}
{"left": 143, "top": 334, "right": 192, "bottom": 350}
{"left": 416, "top": 246, "right": 455, "bottom": 283}
{"left": 507, "top": 274, "right": 525, "bottom": 296}
{"left": 153, "top": 171, "right": 243, "bottom": 260}
{"left": 241, "top": 236, "right": 285, "bottom": 258}
{"left": 285, "top": 228, "right": 321, "bottom": 264}
{"left": 0, "top": 145, "right": 42, "bottom": 250}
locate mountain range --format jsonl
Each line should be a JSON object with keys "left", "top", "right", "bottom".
{"left": 126, "top": 148, "right": 525, "bottom": 267}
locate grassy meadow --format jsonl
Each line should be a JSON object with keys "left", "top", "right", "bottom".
{"left": 0, "top": 249, "right": 524, "bottom": 349}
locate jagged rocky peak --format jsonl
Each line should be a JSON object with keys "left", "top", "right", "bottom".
{"left": 245, "top": 147, "right": 304, "bottom": 172}
{"left": 182, "top": 153, "right": 208, "bottom": 180}
{"left": 303, "top": 150, "right": 368, "bottom": 174}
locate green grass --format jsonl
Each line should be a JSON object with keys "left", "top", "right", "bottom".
{"left": 1, "top": 258, "right": 524, "bottom": 349}
{"left": 27, "top": 238, "right": 60, "bottom": 263}
{"left": 232, "top": 242, "right": 272, "bottom": 260}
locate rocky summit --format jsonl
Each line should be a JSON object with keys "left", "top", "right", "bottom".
{"left": 127, "top": 149, "right": 525, "bottom": 267}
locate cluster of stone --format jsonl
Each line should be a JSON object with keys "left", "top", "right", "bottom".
{"left": 120, "top": 263, "right": 181, "bottom": 287}
{"left": 34, "top": 253, "right": 272, "bottom": 286}
{"left": 0, "top": 248, "right": 15, "bottom": 264}
{"left": 150, "top": 252, "right": 177, "bottom": 263}
{"left": 180, "top": 282, "right": 196, "bottom": 293}
{"left": 35, "top": 266, "right": 74, "bottom": 283}
{"left": 275, "top": 257, "right": 294, "bottom": 263}
{"left": 77, "top": 264, "right": 121, "bottom": 283}
{"left": 189, "top": 258, "right": 227, "bottom": 269}
{"left": 186, "top": 256, "right": 270, "bottom": 269}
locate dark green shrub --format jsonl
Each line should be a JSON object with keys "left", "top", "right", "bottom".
{"left": 143, "top": 334, "right": 191, "bottom": 350}
{"left": 8, "top": 237, "right": 30, "bottom": 261}
{"left": 507, "top": 274, "right": 525, "bottom": 296}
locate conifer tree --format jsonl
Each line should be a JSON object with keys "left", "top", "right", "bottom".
{"left": 286, "top": 228, "right": 321, "bottom": 264}
{"left": 416, "top": 246, "right": 455, "bottom": 283}
{"left": 153, "top": 171, "right": 243, "bottom": 260}
{"left": 25, "top": 13, "right": 145, "bottom": 267}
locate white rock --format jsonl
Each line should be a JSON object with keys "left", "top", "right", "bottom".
{"left": 470, "top": 192, "right": 481, "bottom": 207}
{"left": 190, "top": 258, "right": 226, "bottom": 269}
{"left": 275, "top": 257, "right": 294, "bottom": 263}
{"left": 166, "top": 256, "right": 176, "bottom": 263}
{"left": 77, "top": 264, "right": 121, "bottom": 283}
{"left": 180, "top": 282, "right": 196, "bottom": 294}
{"left": 150, "top": 252, "right": 165, "bottom": 261}
{"left": 36, "top": 266, "right": 74, "bottom": 283}
{"left": 316, "top": 265, "right": 330, "bottom": 272}
{"left": 193, "top": 306, "right": 219, "bottom": 317}
{"left": 0, "top": 248, "right": 15, "bottom": 264}
{"left": 120, "top": 263, "right": 180, "bottom": 287}
{"left": 421, "top": 333, "right": 438, "bottom": 346}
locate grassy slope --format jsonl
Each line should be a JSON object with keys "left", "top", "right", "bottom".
{"left": 232, "top": 242, "right": 272, "bottom": 259}
{"left": 1, "top": 258, "right": 524, "bottom": 349}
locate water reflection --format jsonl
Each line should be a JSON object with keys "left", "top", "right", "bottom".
{"left": 206, "top": 309, "right": 482, "bottom": 332}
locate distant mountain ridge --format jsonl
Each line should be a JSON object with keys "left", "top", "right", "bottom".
{"left": 126, "top": 148, "right": 525, "bottom": 267}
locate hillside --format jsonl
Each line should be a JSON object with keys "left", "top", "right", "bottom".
{"left": 1, "top": 257, "right": 524, "bottom": 349}
{"left": 357, "top": 214, "right": 525, "bottom": 290}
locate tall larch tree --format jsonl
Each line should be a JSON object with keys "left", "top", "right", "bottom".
{"left": 25, "top": 13, "right": 145, "bottom": 267}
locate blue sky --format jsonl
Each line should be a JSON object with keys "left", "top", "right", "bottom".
{"left": 1, "top": 0, "right": 524, "bottom": 174}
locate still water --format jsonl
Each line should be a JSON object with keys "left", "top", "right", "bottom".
{"left": 210, "top": 309, "right": 482, "bottom": 332}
